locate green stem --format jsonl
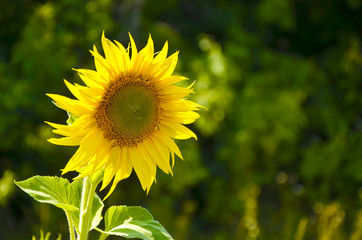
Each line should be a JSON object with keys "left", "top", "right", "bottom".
{"left": 98, "top": 233, "right": 109, "bottom": 240}
{"left": 78, "top": 176, "right": 97, "bottom": 240}
{"left": 94, "top": 227, "right": 108, "bottom": 240}
{"left": 64, "top": 210, "right": 76, "bottom": 240}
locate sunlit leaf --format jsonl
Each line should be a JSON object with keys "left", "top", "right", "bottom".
{"left": 99, "top": 206, "right": 173, "bottom": 240}
{"left": 15, "top": 176, "right": 103, "bottom": 232}
{"left": 15, "top": 176, "right": 78, "bottom": 211}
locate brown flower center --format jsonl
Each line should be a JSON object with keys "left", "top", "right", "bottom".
{"left": 95, "top": 77, "right": 160, "bottom": 147}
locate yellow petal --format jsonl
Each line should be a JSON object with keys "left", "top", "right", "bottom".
{"left": 155, "top": 130, "right": 183, "bottom": 160}
{"left": 143, "top": 138, "right": 172, "bottom": 174}
{"left": 77, "top": 139, "right": 112, "bottom": 179}
{"left": 150, "top": 137, "right": 173, "bottom": 174}
{"left": 161, "top": 99, "right": 205, "bottom": 112}
{"left": 52, "top": 127, "right": 90, "bottom": 138}
{"left": 158, "top": 123, "right": 192, "bottom": 140}
{"left": 102, "top": 148, "right": 133, "bottom": 200}
{"left": 88, "top": 139, "right": 111, "bottom": 167}
{"left": 153, "top": 41, "right": 168, "bottom": 63}
{"left": 62, "top": 147, "right": 87, "bottom": 174}
{"left": 46, "top": 115, "right": 95, "bottom": 131}
{"left": 137, "top": 143, "right": 157, "bottom": 177}
{"left": 62, "top": 130, "right": 103, "bottom": 173}
{"left": 161, "top": 121, "right": 197, "bottom": 140}
{"left": 119, "top": 146, "right": 132, "bottom": 178}
{"left": 158, "top": 85, "right": 194, "bottom": 100}
{"left": 135, "top": 35, "right": 154, "bottom": 76}
{"left": 80, "top": 130, "right": 104, "bottom": 152}
{"left": 103, "top": 178, "right": 118, "bottom": 200}
{"left": 152, "top": 132, "right": 179, "bottom": 167}
{"left": 75, "top": 83, "right": 104, "bottom": 100}
{"left": 64, "top": 80, "right": 97, "bottom": 106}
{"left": 90, "top": 45, "right": 113, "bottom": 80}
{"left": 156, "top": 76, "right": 188, "bottom": 89}
{"left": 161, "top": 111, "right": 200, "bottom": 124}
{"left": 114, "top": 40, "right": 131, "bottom": 74}
{"left": 101, "top": 160, "right": 115, "bottom": 191}
{"left": 153, "top": 51, "right": 178, "bottom": 79}
{"left": 129, "top": 147, "right": 153, "bottom": 191}
{"left": 100, "top": 146, "right": 121, "bottom": 190}
{"left": 74, "top": 68, "right": 106, "bottom": 89}
{"left": 128, "top": 33, "right": 138, "bottom": 68}
{"left": 101, "top": 32, "right": 119, "bottom": 73}
{"left": 48, "top": 137, "right": 82, "bottom": 146}
{"left": 46, "top": 94, "right": 93, "bottom": 116}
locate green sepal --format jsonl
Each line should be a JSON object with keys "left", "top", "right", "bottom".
{"left": 50, "top": 101, "right": 77, "bottom": 126}
{"left": 98, "top": 206, "right": 173, "bottom": 240}
{"left": 66, "top": 111, "right": 78, "bottom": 125}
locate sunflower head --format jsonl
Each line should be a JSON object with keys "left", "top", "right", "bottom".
{"left": 47, "top": 32, "right": 203, "bottom": 198}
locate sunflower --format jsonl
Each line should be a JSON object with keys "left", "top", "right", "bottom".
{"left": 46, "top": 32, "right": 202, "bottom": 198}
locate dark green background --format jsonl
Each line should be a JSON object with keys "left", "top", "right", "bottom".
{"left": 0, "top": 0, "right": 361, "bottom": 239}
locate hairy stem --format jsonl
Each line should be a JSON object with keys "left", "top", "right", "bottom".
{"left": 94, "top": 227, "right": 108, "bottom": 240}
{"left": 78, "top": 177, "right": 96, "bottom": 240}
{"left": 64, "top": 210, "right": 76, "bottom": 240}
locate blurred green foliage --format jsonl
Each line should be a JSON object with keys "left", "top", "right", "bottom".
{"left": 32, "top": 230, "right": 62, "bottom": 240}
{"left": 0, "top": 0, "right": 361, "bottom": 239}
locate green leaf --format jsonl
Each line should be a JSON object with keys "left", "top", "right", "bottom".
{"left": 99, "top": 206, "right": 173, "bottom": 240}
{"left": 70, "top": 178, "right": 104, "bottom": 232}
{"left": 15, "top": 176, "right": 104, "bottom": 232}
{"left": 15, "top": 176, "right": 78, "bottom": 211}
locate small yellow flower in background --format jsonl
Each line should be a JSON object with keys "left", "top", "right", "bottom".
{"left": 46, "top": 32, "right": 203, "bottom": 199}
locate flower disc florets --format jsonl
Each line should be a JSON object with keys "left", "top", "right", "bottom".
{"left": 95, "top": 77, "right": 160, "bottom": 147}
